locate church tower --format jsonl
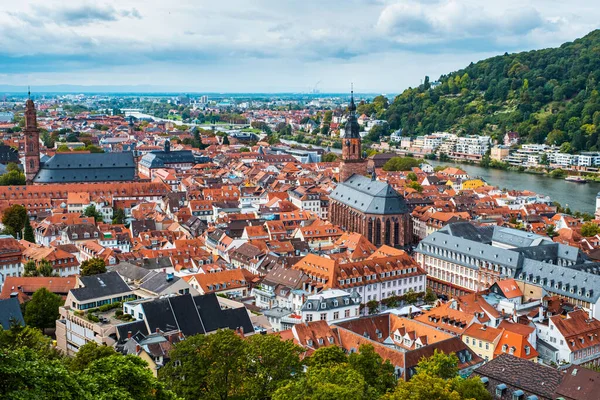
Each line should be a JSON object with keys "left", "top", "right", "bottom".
{"left": 24, "top": 91, "right": 40, "bottom": 184}
{"left": 339, "top": 90, "right": 366, "bottom": 182}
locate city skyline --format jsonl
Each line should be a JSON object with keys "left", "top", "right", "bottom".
{"left": 1, "top": 0, "right": 599, "bottom": 93}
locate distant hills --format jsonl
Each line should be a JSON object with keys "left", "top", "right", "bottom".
{"left": 386, "top": 30, "right": 600, "bottom": 152}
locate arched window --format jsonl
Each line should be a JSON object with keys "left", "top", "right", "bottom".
{"left": 28, "top": 143, "right": 33, "bottom": 153}
{"left": 29, "top": 160, "right": 34, "bottom": 170}
{"left": 385, "top": 219, "right": 391, "bottom": 245}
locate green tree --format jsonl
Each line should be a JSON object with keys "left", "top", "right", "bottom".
{"left": 273, "top": 364, "right": 369, "bottom": 400}
{"left": 37, "top": 259, "right": 55, "bottom": 277}
{"left": 160, "top": 329, "right": 247, "bottom": 400}
{"left": 0, "top": 323, "right": 61, "bottom": 360}
{"left": 112, "top": 208, "right": 126, "bottom": 225}
{"left": 24, "top": 287, "right": 62, "bottom": 331}
{"left": 80, "top": 258, "right": 107, "bottom": 276}
{"left": 403, "top": 289, "right": 419, "bottom": 305}
{"left": 424, "top": 289, "right": 438, "bottom": 303}
{"left": 84, "top": 355, "right": 177, "bottom": 400}
{"left": 67, "top": 342, "right": 118, "bottom": 371}
{"left": 322, "top": 152, "right": 339, "bottom": 162}
{"left": 348, "top": 344, "right": 396, "bottom": 396}
{"left": 83, "top": 204, "right": 103, "bottom": 222}
{"left": 407, "top": 172, "right": 418, "bottom": 181}
{"left": 240, "top": 147, "right": 250, "bottom": 152}
{"left": 23, "top": 218, "right": 35, "bottom": 243}
{"left": 384, "top": 373, "right": 462, "bottom": 400}
{"left": 415, "top": 349, "right": 459, "bottom": 379}
{"left": 308, "top": 345, "right": 348, "bottom": 369}
{"left": 383, "top": 157, "right": 420, "bottom": 171}
{"left": 2, "top": 204, "right": 28, "bottom": 237}
{"left": 0, "top": 347, "right": 85, "bottom": 400}
{"left": 367, "top": 300, "right": 380, "bottom": 315}
{"left": 546, "top": 224, "right": 558, "bottom": 238}
{"left": 23, "top": 260, "right": 39, "bottom": 277}
{"left": 243, "top": 333, "right": 304, "bottom": 399}
{"left": 407, "top": 181, "right": 423, "bottom": 193}
{"left": 581, "top": 221, "right": 600, "bottom": 237}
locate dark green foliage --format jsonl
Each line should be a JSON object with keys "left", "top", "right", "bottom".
{"left": 386, "top": 30, "right": 600, "bottom": 150}
{"left": 80, "top": 258, "right": 107, "bottom": 276}
{"left": 1, "top": 204, "right": 27, "bottom": 237}
{"left": 83, "top": 204, "right": 103, "bottom": 222}
{"left": 24, "top": 288, "right": 62, "bottom": 331}
{"left": 322, "top": 152, "right": 339, "bottom": 162}
{"left": 23, "top": 218, "right": 35, "bottom": 243}
{"left": 66, "top": 342, "right": 117, "bottom": 371}
{"left": 382, "top": 157, "right": 420, "bottom": 171}
{"left": 112, "top": 208, "right": 126, "bottom": 225}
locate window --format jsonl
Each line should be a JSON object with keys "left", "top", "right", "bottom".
{"left": 320, "top": 313, "right": 327, "bottom": 321}
{"left": 495, "top": 384, "right": 506, "bottom": 397}
{"left": 345, "top": 309, "right": 350, "bottom": 318}
{"left": 333, "top": 311, "right": 339, "bottom": 320}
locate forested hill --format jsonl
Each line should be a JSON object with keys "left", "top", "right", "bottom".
{"left": 385, "top": 29, "right": 600, "bottom": 151}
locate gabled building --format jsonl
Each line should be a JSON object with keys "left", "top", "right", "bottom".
{"left": 301, "top": 289, "right": 361, "bottom": 324}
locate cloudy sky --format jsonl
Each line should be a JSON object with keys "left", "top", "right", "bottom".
{"left": 0, "top": 0, "right": 598, "bottom": 93}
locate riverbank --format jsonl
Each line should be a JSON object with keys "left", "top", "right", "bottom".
{"left": 427, "top": 160, "right": 600, "bottom": 213}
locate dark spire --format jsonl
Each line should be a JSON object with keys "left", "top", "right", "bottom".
{"left": 28, "top": 86, "right": 31, "bottom": 99}
{"left": 371, "top": 169, "right": 377, "bottom": 181}
{"left": 343, "top": 85, "right": 360, "bottom": 139}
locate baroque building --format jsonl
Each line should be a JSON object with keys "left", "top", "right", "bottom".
{"left": 329, "top": 91, "right": 412, "bottom": 247}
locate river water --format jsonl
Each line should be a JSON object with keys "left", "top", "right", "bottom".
{"left": 428, "top": 161, "right": 600, "bottom": 214}
{"left": 279, "top": 139, "right": 599, "bottom": 213}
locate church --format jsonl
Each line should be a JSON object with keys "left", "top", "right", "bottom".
{"left": 328, "top": 92, "right": 412, "bottom": 248}
{"left": 24, "top": 96, "right": 136, "bottom": 184}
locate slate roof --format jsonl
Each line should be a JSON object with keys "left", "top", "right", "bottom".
{"left": 0, "top": 298, "right": 24, "bottom": 329}
{"left": 475, "top": 353, "right": 562, "bottom": 399}
{"left": 138, "top": 293, "right": 252, "bottom": 337}
{"left": 0, "top": 145, "right": 19, "bottom": 164}
{"left": 329, "top": 174, "right": 409, "bottom": 215}
{"left": 70, "top": 271, "right": 133, "bottom": 301}
{"left": 33, "top": 152, "right": 136, "bottom": 183}
{"left": 139, "top": 150, "right": 196, "bottom": 169}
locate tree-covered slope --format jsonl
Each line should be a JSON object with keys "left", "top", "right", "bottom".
{"left": 386, "top": 30, "right": 600, "bottom": 151}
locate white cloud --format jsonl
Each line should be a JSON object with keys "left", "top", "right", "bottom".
{"left": 0, "top": 0, "right": 597, "bottom": 91}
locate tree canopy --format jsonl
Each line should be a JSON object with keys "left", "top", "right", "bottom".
{"left": 385, "top": 30, "right": 600, "bottom": 150}
{"left": 24, "top": 287, "right": 63, "bottom": 331}
{"left": 382, "top": 157, "right": 421, "bottom": 171}
{"left": 2, "top": 204, "right": 28, "bottom": 237}
{"left": 80, "top": 258, "right": 107, "bottom": 276}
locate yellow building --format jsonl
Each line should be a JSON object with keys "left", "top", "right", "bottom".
{"left": 461, "top": 323, "right": 503, "bottom": 362}
{"left": 461, "top": 179, "right": 486, "bottom": 190}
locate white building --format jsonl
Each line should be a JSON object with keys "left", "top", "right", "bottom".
{"left": 455, "top": 136, "right": 490, "bottom": 156}
{"left": 301, "top": 289, "right": 361, "bottom": 324}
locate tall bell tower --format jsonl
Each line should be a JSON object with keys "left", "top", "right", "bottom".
{"left": 24, "top": 89, "right": 40, "bottom": 184}
{"left": 339, "top": 89, "right": 366, "bottom": 182}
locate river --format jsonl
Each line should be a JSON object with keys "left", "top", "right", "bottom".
{"left": 279, "top": 139, "right": 599, "bottom": 213}
{"left": 428, "top": 160, "right": 600, "bottom": 214}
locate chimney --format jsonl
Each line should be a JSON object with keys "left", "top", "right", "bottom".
{"left": 167, "top": 335, "right": 173, "bottom": 343}
{"left": 127, "top": 331, "right": 132, "bottom": 339}
{"left": 136, "top": 344, "right": 141, "bottom": 353}
{"left": 156, "top": 327, "right": 160, "bottom": 334}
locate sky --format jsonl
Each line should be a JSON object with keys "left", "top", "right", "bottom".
{"left": 0, "top": 0, "right": 598, "bottom": 93}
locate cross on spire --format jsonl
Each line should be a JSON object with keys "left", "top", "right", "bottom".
{"left": 27, "top": 86, "right": 30, "bottom": 99}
